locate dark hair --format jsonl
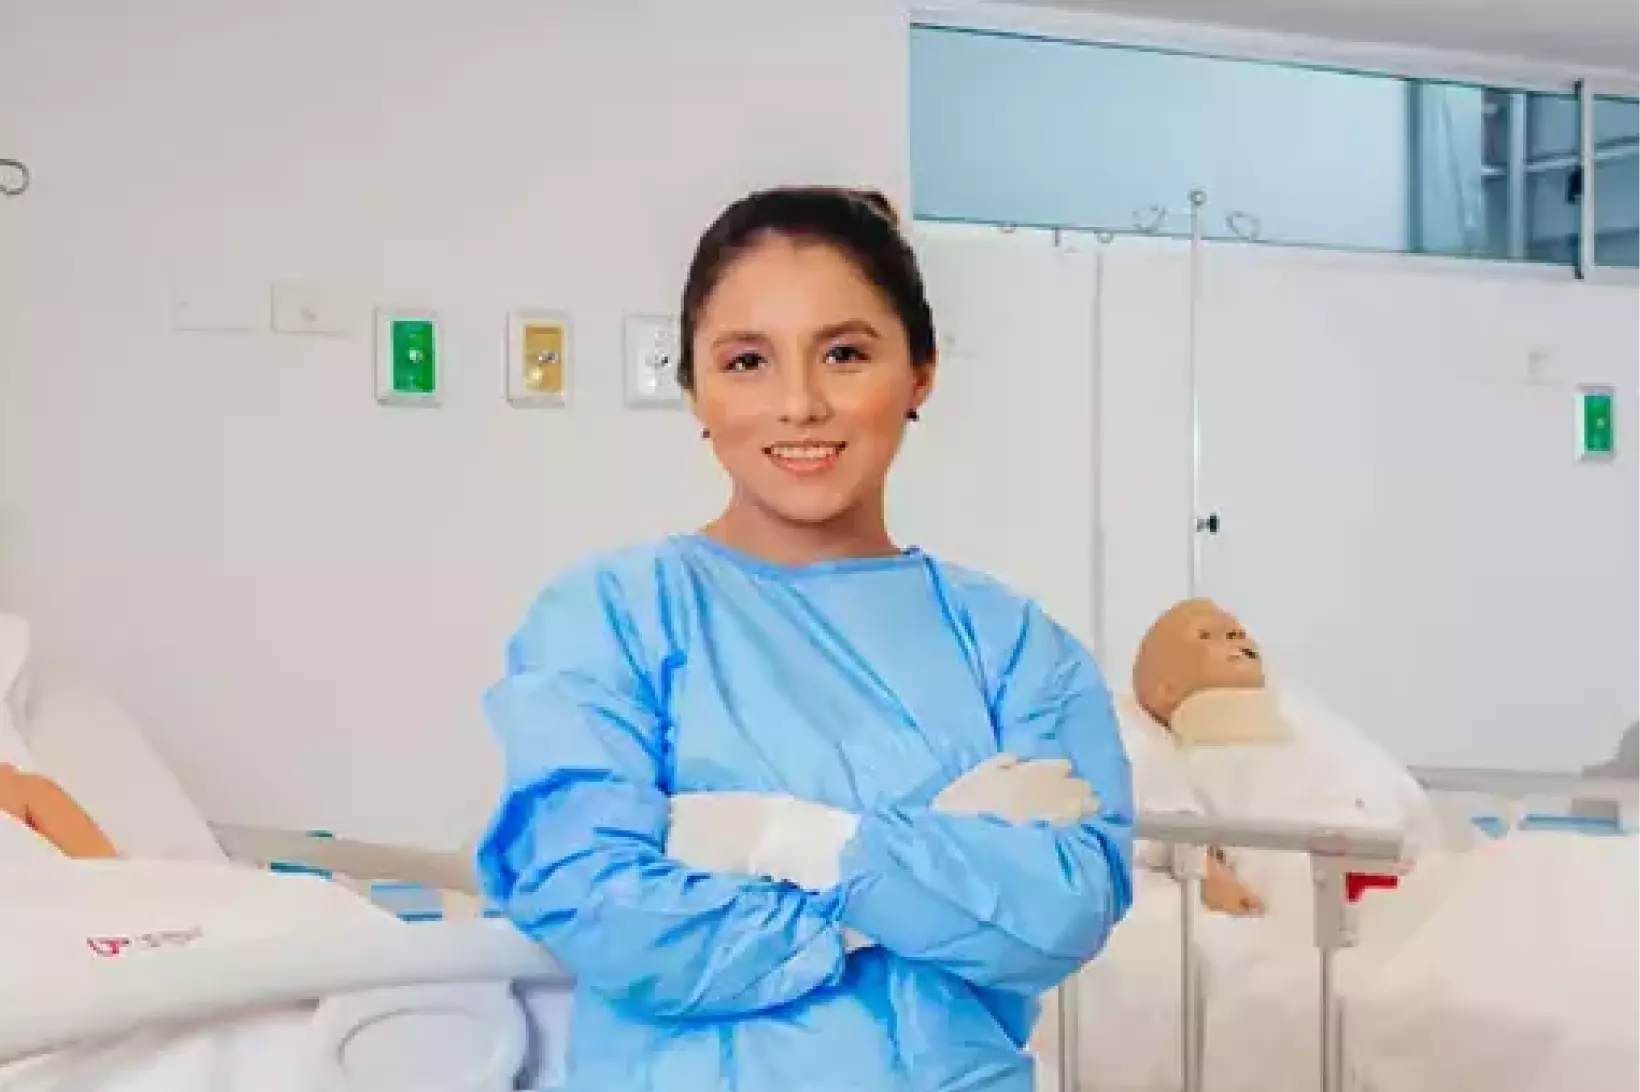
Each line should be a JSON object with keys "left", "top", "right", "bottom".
{"left": 677, "top": 186, "right": 937, "bottom": 392}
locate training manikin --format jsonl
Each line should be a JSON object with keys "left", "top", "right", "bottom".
{"left": 1132, "top": 597, "right": 1272, "bottom": 915}
{"left": 1132, "top": 597, "right": 1440, "bottom": 918}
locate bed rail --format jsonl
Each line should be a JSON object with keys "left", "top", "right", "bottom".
{"left": 1410, "top": 766, "right": 1637, "bottom": 828}
{"left": 1054, "top": 812, "right": 1409, "bottom": 1092}
{"left": 211, "top": 823, "right": 481, "bottom": 893}
{"left": 1138, "top": 814, "right": 1408, "bottom": 1092}
{"left": 215, "top": 818, "right": 1401, "bottom": 1092}
{"left": 1055, "top": 770, "right": 1636, "bottom": 1092}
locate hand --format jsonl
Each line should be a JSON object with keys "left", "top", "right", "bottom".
{"left": 1201, "top": 853, "right": 1265, "bottom": 917}
{"left": 666, "top": 792, "right": 771, "bottom": 875}
{"left": 667, "top": 792, "right": 860, "bottom": 892}
{"left": 932, "top": 754, "right": 1100, "bottom": 827}
{"left": 668, "top": 792, "right": 877, "bottom": 952}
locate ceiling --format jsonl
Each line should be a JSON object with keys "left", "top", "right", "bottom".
{"left": 1004, "top": 0, "right": 1639, "bottom": 74}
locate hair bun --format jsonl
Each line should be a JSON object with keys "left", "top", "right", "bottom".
{"left": 851, "top": 189, "right": 901, "bottom": 227}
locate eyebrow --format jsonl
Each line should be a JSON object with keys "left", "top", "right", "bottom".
{"left": 709, "top": 320, "right": 883, "bottom": 351}
{"left": 815, "top": 319, "right": 882, "bottom": 344}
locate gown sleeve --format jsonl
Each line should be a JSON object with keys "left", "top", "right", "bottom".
{"left": 474, "top": 562, "right": 850, "bottom": 1020}
{"left": 835, "top": 599, "right": 1135, "bottom": 996}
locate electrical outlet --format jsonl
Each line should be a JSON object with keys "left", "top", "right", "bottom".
{"left": 1578, "top": 383, "right": 1615, "bottom": 462}
{"left": 507, "top": 310, "right": 571, "bottom": 407}
{"left": 374, "top": 307, "right": 441, "bottom": 407}
{"left": 272, "top": 280, "right": 351, "bottom": 337}
{"left": 624, "top": 314, "right": 683, "bottom": 408}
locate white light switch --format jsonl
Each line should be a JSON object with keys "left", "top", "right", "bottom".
{"left": 272, "top": 280, "right": 352, "bottom": 337}
{"left": 624, "top": 314, "right": 684, "bottom": 407}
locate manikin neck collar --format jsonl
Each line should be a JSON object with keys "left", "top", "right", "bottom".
{"left": 1170, "top": 686, "right": 1293, "bottom": 748}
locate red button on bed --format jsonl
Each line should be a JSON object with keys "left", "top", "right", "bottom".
{"left": 1345, "top": 872, "right": 1400, "bottom": 902}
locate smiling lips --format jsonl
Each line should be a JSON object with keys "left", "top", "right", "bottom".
{"left": 765, "top": 441, "right": 846, "bottom": 476}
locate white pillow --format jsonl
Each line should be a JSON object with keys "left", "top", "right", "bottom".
{"left": 1114, "top": 694, "right": 1202, "bottom": 813}
{"left": 22, "top": 673, "right": 226, "bottom": 862}
{"left": 0, "top": 810, "right": 65, "bottom": 864}
{"left": 1113, "top": 694, "right": 1203, "bottom": 871}
{"left": 0, "top": 708, "right": 30, "bottom": 772}
{"left": 0, "top": 614, "right": 35, "bottom": 769}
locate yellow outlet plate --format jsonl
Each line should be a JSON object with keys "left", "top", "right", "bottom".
{"left": 507, "top": 311, "right": 571, "bottom": 407}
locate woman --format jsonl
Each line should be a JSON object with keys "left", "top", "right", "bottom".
{"left": 476, "top": 187, "right": 1134, "bottom": 1091}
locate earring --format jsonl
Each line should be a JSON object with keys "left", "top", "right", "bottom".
{"left": 906, "top": 409, "right": 920, "bottom": 422}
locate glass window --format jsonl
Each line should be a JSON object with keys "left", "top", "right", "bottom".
{"left": 1592, "top": 96, "right": 1639, "bottom": 268}
{"left": 910, "top": 25, "right": 1582, "bottom": 266}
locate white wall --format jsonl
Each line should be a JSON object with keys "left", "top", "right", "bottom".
{"left": 1180, "top": 247, "right": 1638, "bottom": 771}
{"left": 923, "top": 223, "right": 1638, "bottom": 773}
{"left": 896, "top": 230, "right": 1102, "bottom": 645}
{"left": 0, "top": 0, "right": 911, "bottom": 845}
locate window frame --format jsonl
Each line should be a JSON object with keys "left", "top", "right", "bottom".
{"left": 910, "top": 3, "right": 1640, "bottom": 281}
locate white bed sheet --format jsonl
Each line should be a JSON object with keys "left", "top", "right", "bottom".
{"left": 0, "top": 859, "right": 550, "bottom": 1092}
{"left": 0, "top": 859, "right": 386, "bottom": 1092}
{"left": 0, "top": 1009, "right": 318, "bottom": 1092}
{"left": 0, "top": 627, "right": 543, "bottom": 1092}
{"left": 1066, "top": 833, "right": 1637, "bottom": 1092}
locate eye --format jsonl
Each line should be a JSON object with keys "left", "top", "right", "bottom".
{"left": 824, "top": 343, "right": 869, "bottom": 367}
{"left": 723, "top": 350, "right": 765, "bottom": 373}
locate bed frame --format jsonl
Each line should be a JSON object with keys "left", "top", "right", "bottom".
{"left": 0, "top": 771, "right": 1631, "bottom": 1092}
{"left": 1084, "top": 769, "right": 1636, "bottom": 1092}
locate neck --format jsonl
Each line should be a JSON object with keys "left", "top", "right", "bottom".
{"left": 704, "top": 488, "right": 898, "bottom": 567}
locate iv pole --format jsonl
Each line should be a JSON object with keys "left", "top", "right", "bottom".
{"left": 977, "top": 191, "right": 1262, "bottom": 1092}
{"left": 1131, "top": 188, "right": 1261, "bottom": 597}
{"left": 1185, "top": 190, "right": 1210, "bottom": 598}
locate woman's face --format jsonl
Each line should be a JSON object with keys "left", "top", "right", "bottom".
{"left": 689, "top": 236, "right": 934, "bottom": 528}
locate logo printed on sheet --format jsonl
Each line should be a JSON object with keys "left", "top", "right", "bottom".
{"left": 85, "top": 926, "right": 205, "bottom": 958}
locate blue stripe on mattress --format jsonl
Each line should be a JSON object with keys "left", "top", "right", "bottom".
{"left": 1470, "top": 813, "right": 1631, "bottom": 837}
{"left": 260, "top": 837, "right": 507, "bottom": 922}
{"left": 1517, "top": 814, "right": 1627, "bottom": 834}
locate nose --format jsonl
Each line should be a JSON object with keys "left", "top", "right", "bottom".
{"left": 776, "top": 362, "right": 831, "bottom": 425}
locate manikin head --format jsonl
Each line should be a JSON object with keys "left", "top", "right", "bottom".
{"left": 1132, "top": 598, "right": 1266, "bottom": 725}
{"left": 678, "top": 186, "right": 937, "bottom": 563}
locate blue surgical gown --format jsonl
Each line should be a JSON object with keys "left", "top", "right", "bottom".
{"left": 476, "top": 534, "right": 1134, "bottom": 1092}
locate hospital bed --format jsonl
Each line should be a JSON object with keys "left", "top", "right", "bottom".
{"left": 10, "top": 770, "right": 1632, "bottom": 1092}
{"left": 0, "top": 623, "right": 579, "bottom": 1092}
{"left": 1040, "top": 757, "right": 1637, "bottom": 1092}
{"left": 3, "top": 630, "right": 1633, "bottom": 1091}
{"left": 0, "top": 825, "right": 573, "bottom": 1092}
{"left": 13, "top": 775, "right": 1629, "bottom": 1092}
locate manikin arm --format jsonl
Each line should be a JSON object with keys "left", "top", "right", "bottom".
{"left": 0, "top": 765, "right": 118, "bottom": 859}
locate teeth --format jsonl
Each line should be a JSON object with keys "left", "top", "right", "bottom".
{"left": 769, "top": 445, "right": 839, "bottom": 459}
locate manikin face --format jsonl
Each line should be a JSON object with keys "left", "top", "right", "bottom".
{"left": 1133, "top": 598, "right": 1266, "bottom": 723}
{"left": 689, "top": 236, "right": 934, "bottom": 530}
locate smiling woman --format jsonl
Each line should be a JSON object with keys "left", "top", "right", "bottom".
{"left": 679, "top": 187, "right": 939, "bottom": 563}
{"left": 474, "top": 185, "right": 1135, "bottom": 1092}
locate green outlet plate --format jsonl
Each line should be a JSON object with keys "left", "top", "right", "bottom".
{"left": 1579, "top": 384, "right": 1615, "bottom": 461}
{"left": 376, "top": 309, "right": 440, "bottom": 406}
